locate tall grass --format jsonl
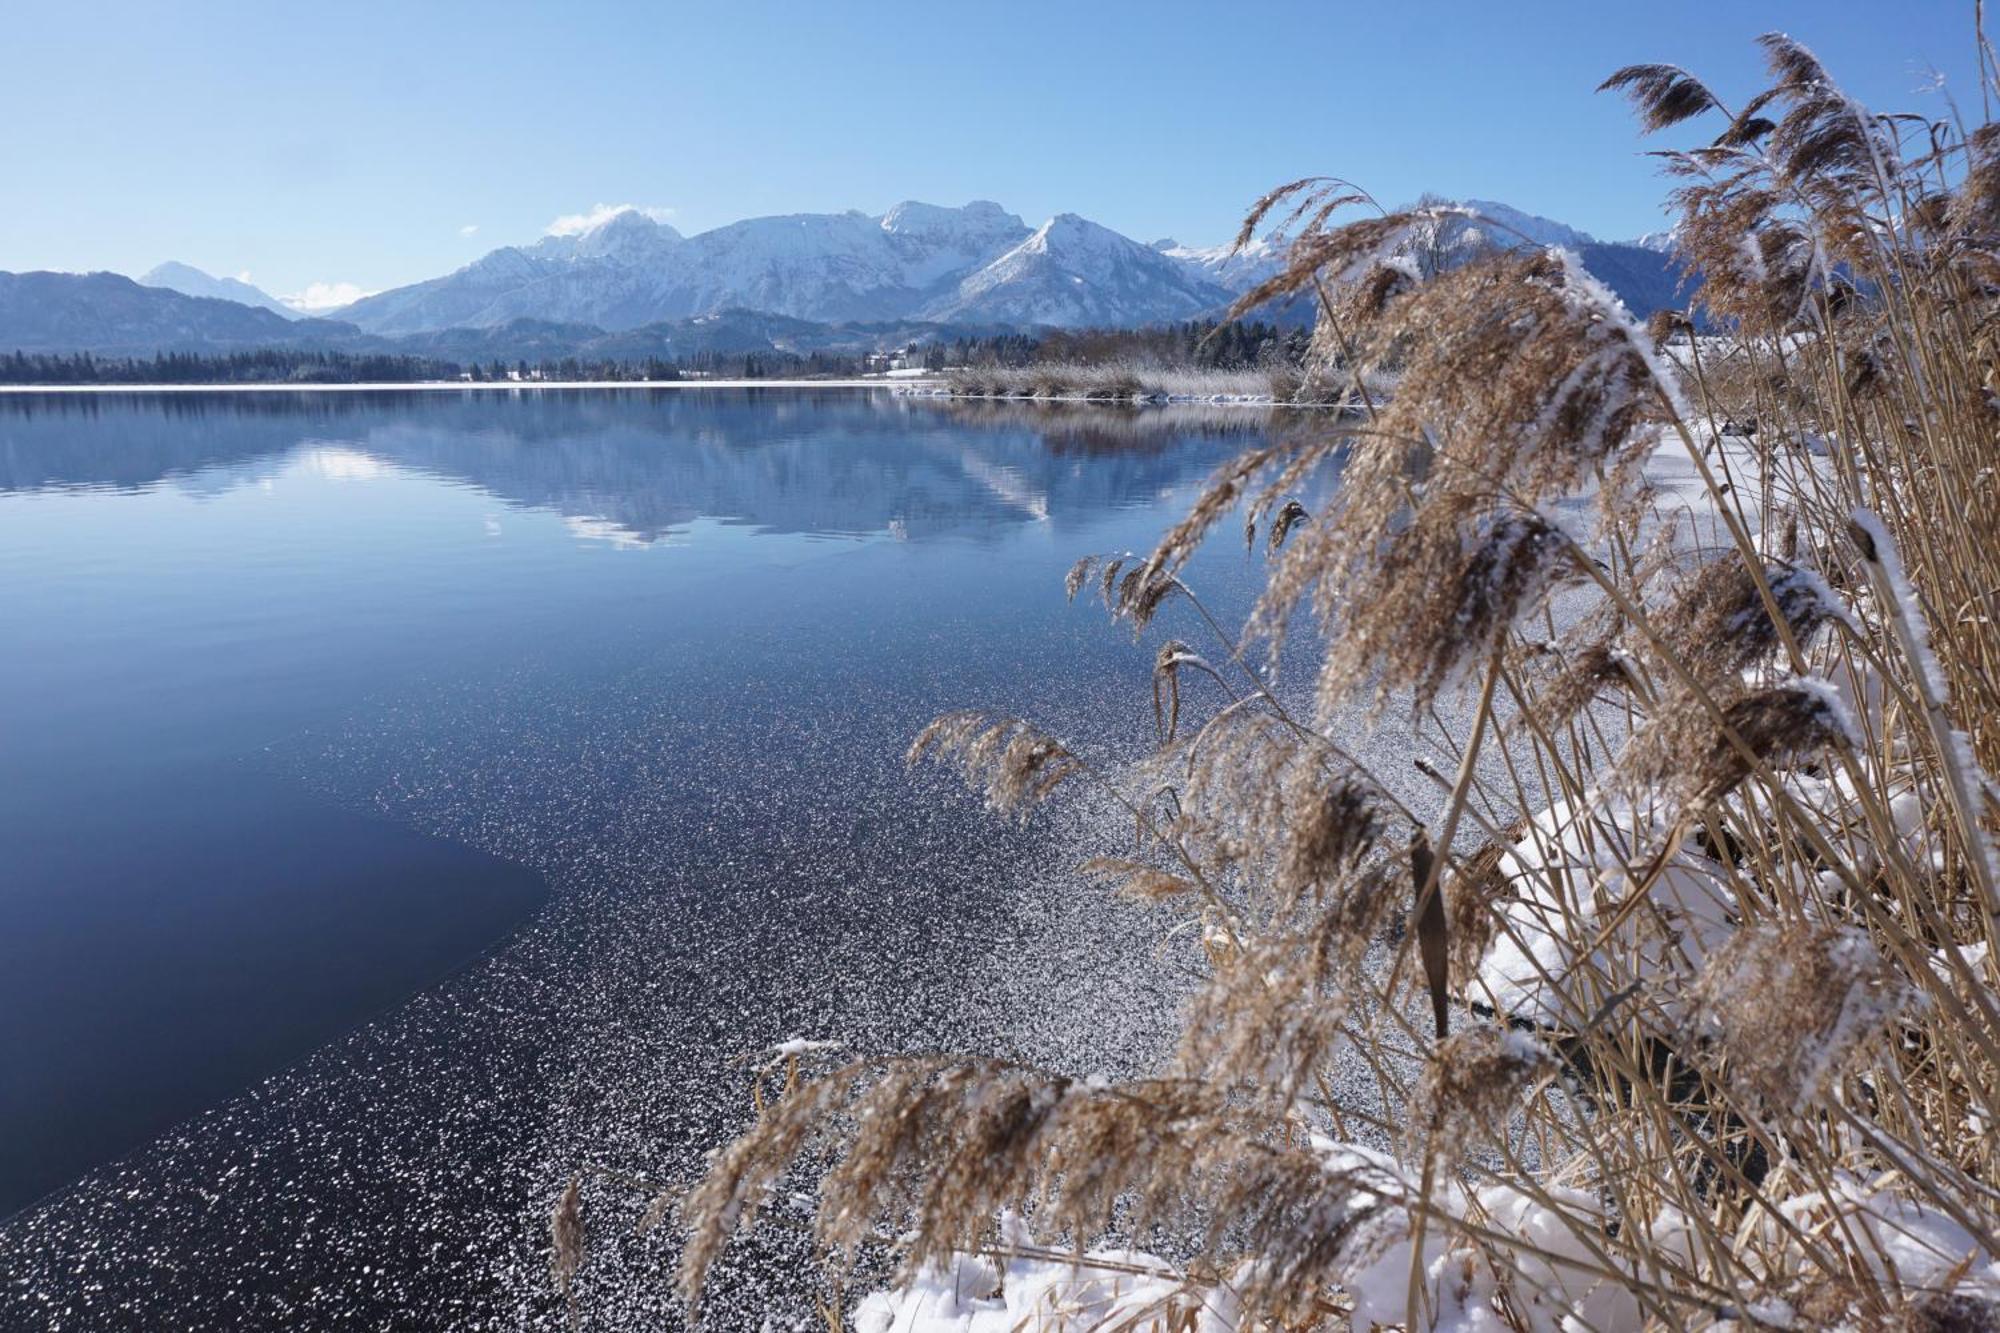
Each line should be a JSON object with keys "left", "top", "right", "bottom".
{"left": 642, "top": 36, "right": 2000, "bottom": 1329}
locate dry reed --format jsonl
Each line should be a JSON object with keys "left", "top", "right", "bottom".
{"left": 557, "top": 31, "right": 2000, "bottom": 1331}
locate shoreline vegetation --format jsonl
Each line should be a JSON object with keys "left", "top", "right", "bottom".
{"left": 925, "top": 361, "right": 1295, "bottom": 405}
{"left": 636, "top": 34, "right": 2000, "bottom": 1333}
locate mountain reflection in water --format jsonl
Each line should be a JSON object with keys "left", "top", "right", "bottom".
{"left": 0, "top": 388, "right": 1273, "bottom": 544}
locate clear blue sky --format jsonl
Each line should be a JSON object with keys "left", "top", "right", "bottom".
{"left": 0, "top": 1, "right": 1983, "bottom": 305}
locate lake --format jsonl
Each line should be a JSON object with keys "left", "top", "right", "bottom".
{"left": 0, "top": 388, "right": 1264, "bottom": 1329}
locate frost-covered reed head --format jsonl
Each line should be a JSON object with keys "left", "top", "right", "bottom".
{"left": 1681, "top": 923, "right": 1906, "bottom": 1114}
{"left": 1170, "top": 706, "right": 1393, "bottom": 894}
{"left": 1407, "top": 1025, "right": 1557, "bottom": 1165}
{"left": 1625, "top": 675, "right": 1858, "bottom": 811}
{"left": 1650, "top": 555, "right": 1848, "bottom": 686}
{"left": 1323, "top": 505, "right": 1580, "bottom": 714}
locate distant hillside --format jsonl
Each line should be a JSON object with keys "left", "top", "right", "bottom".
{"left": 383, "top": 310, "right": 1012, "bottom": 364}
{"left": 0, "top": 271, "right": 363, "bottom": 357}
{"left": 1576, "top": 241, "right": 1692, "bottom": 324}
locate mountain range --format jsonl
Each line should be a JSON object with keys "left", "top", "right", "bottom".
{"left": 330, "top": 202, "right": 1238, "bottom": 335}
{"left": 3, "top": 199, "right": 1687, "bottom": 360}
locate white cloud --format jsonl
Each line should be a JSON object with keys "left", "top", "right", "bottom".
{"left": 459, "top": 223, "right": 480, "bottom": 237}
{"left": 235, "top": 269, "right": 253, "bottom": 283}
{"left": 543, "top": 202, "right": 675, "bottom": 237}
{"left": 281, "top": 280, "right": 377, "bottom": 312}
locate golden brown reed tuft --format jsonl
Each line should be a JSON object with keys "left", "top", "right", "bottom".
{"left": 1328, "top": 506, "right": 1577, "bottom": 715}
{"left": 906, "top": 710, "right": 1086, "bottom": 818}
{"left": 1681, "top": 923, "right": 1906, "bottom": 1114}
{"left": 1648, "top": 555, "right": 1846, "bottom": 685}
{"left": 1598, "top": 64, "right": 1720, "bottom": 133}
{"left": 677, "top": 1054, "right": 1396, "bottom": 1321}
{"left": 1529, "top": 636, "right": 1642, "bottom": 733}
{"left": 1406, "top": 1025, "right": 1558, "bottom": 1165}
{"left": 1624, "top": 676, "right": 1857, "bottom": 810}
{"left": 1264, "top": 497, "right": 1311, "bottom": 553}
{"left": 1151, "top": 638, "right": 1210, "bottom": 745}
{"left": 1077, "top": 854, "right": 1197, "bottom": 903}
{"left": 1178, "top": 861, "right": 1400, "bottom": 1104}
{"left": 1173, "top": 706, "right": 1391, "bottom": 909}
{"left": 1273, "top": 765, "right": 1381, "bottom": 902}
{"left": 1442, "top": 825, "right": 1525, "bottom": 992}
{"left": 1065, "top": 550, "right": 1189, "bottom": 633}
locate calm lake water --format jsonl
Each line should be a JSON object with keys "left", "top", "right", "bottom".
{"left": 0, "top": 388, "right": 1268, "bottom": 1329}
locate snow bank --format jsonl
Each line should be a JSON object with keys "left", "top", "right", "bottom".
{"left": 851, "top": 1214, "right": 1215, "bottom": 1333}
{"left": 854, "top": 1168, "right": 1999, "bottom": 1330}
{"left": 851, "top": 1158, "right": 1691, "bottom": 1332}
{"left": 1757, "top": 1173, "right": 2000, "bottom": 1309}
{"left": 1469, "top": 795, "right": 1736, "bottom": 1024}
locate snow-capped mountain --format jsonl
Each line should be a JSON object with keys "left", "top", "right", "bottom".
{"left": 623, "top": 200, "right": 1031, "bottom": 325}
{"left": 337, "top": 202, "right": 1241, "bottom": 334}
{"left": 1440, "top": 202, "right": 1687, "bottom": 320}
{"left": 139, "top": 262, "right": 299, "bottom": 319}
{"left": 1155, "top": 234, "right": 1284, "bottom": 292}
{"left": 1158, "top": 199, "right": 1594, "bottom": 293}
{"left": 1456, "top": 199, "right": 1596, "bottom": 251}
{"left": 1446, "top": 199, "right": 1680, "bottom": 261}
{"left": 323, "top": 213, "right": 690, "bottom": 336}
{"left": 1161, "top": 198, "right": 1671, "bottom": 320}
{"left": 878, "top": 200, "right": 1031, "bottom": 284}
{"left": 337, "top": 201, "right": 1042, "bottom": 334}
{"left": 924, "top": 214, "right": 1232, "bottom": 326}
{"left": 533, "top": 207, "right": 686, "bottom": 266}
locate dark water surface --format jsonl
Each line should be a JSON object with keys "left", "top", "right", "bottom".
{"left": 0, "top": 389, "right": 1264, "bottom": 1329}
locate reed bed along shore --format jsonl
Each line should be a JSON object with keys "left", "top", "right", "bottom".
{"left": 930, "top": 361, "right": 1300, "bottom": 406}
{"left": 555, "top": 34, "right": 2000, "bottom": 1332}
